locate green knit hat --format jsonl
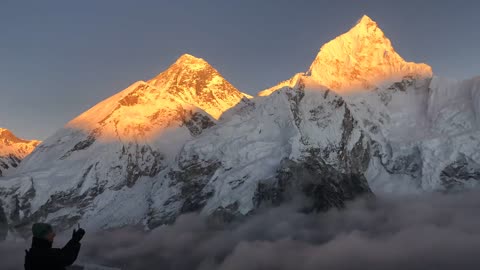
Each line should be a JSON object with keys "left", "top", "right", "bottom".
{"left": 32, "top": 223, "right": 53, "bottom": 239}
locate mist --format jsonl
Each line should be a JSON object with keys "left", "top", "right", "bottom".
{"left": 2, "top": 189, "right": 480, "bottom": 270}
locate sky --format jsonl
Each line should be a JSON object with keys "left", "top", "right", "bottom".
{"left": 1, "top": 0, "right": 479, "bottom": 140}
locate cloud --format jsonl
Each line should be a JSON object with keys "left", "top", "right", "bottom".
{"left": 2, "top": 190, "right": 480, "bottom": 270}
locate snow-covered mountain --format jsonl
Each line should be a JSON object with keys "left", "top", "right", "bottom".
{"left": 0, "top": 54, "right": 252, "bottom": 236}
{"left": 1, "top": 15, "right": 479, "bottom": 237}
{"left": 259, "top": 15, "right": 432, "bottom": 96}
{"left": 259, "top": 15, "right": 480, "bottom": 193}
{"left": 307, "top": 15, "right": 432, "bottom": 91}
{"left": 0, "top": 128, "right": 39, "bottom": 177}
{"left": 361, "top": 75, "right": 480, "bottom": 193}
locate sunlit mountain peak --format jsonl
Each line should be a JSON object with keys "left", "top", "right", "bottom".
{"left": 0, "top": 128, "right": 17, "bottom": 141}
{"left": 357, "top": 14, "right": 377, "bottom": 27}
{"left": 67, "top": 54, "right": 250, "bottom": 140}
{"left": 148, "top": 53, "right": 251, "bottom": 118}
{"left": 175, "top": 53, "right": 209, "bottom": 65}
{"left": 307, "top": 15, "right": 432, "bottom": 91}
{"left": 0, "top": 128, "right": 40, "bottom": 158}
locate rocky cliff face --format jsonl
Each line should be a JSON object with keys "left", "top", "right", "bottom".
{"left": 171, "top": 80, "right": 372, "bottom": 222}
{"left": 357, "top": 76, "right": 480, "bottom": 194}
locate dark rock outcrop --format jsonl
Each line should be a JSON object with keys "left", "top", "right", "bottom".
{"left": 441, "top": 154, "right": 480, "bottom": 190}
{"left": 254, "top": 156, "right": 372, "bottom": 212}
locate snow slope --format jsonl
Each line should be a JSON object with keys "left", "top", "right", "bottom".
{"left": 339, "top": 75, "right": 480, "bottom": 194}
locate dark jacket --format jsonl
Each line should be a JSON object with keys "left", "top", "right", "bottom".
{"left": 24, "top": 237, "right": 81, "bottom": 270}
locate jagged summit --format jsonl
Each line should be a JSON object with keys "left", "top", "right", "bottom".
{"left": 0, "top": 128, "right": 40, "bottom": 149}
{"left": 307, "top": 15, "right": 432, "bottom": 91}
{"left": 151, "top": 53, "right": 215, "bottom": 83}
{"left": 357, "top": 14, "right": 376, "bottom": 26}
{"left": 0, "top": 128, "right": 40, "bottom": 176}
{"left": 148, "top": 53, "right": 248, "bottom": 104}
{"left": 0, "top": 128, "right": 21, "bottom": 142}
{"left": 348, "top": 15, "right": 384, "bottom": 42}
{"left": 177, "top": 53, "right": 202, "bottom": 61}
{"left": 148, "top": 53, "right": 251, "bottom": 119}
{"left": 174, "top": 53, "right": 209, "bottom": 67}
{"left": 258, "top": 15, "right": 432, "bottom": 96}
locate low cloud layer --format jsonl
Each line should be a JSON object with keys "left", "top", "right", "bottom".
{"left": 3, "top": 190, "right": 480, "bottom": 270}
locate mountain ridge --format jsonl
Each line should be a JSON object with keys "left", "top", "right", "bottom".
{"left": 0, "top": 15, "right": 479, "bottom": 238}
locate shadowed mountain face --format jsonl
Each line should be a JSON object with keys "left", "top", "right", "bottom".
{"left": 0, "top": 128, "right": 40, "bottom": 177}
{"left": 0, "top": 15, "right": 479, "bottom": 237}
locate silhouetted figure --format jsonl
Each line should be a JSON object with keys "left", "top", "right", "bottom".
{"left": 24, "top": 223, "right": 85, "bottom": 270}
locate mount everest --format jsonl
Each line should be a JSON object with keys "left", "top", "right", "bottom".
{"left": 1, "top": 15, "right": 479, "bottom": 238}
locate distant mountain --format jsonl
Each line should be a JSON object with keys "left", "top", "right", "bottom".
{"left": 0, "top": 128, "right": 39, "bottom": 177}
{"left": 1, "top": 15, "right": 479, "bottom": 237}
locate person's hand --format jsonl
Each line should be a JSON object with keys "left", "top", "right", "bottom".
{"left": 72, "top": 228, "right": 86, "bottom": 242}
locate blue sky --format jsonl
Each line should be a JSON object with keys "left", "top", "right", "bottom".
{"left": 1, "top": 0, "right": 479, "bottom": 140}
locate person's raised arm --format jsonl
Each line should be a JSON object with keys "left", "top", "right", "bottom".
{"left": 52, "top": 228, "right": 85, "bottom": 267}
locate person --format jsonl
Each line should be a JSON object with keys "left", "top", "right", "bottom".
{"left": 24, "top": 223, "right": 86, "bottom": 270}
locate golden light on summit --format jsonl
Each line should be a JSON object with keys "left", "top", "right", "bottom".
{"left": 66, "top": 15, "right": 433, "bottom": 142}
{"left": 66, "top": 54, "right": 250, "bottom": 141}
{"left": 259, "top": 15, "right": 432, "bottom": 96}
{"left": 309, "top": 15, "right": 432, "bottom": 91}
